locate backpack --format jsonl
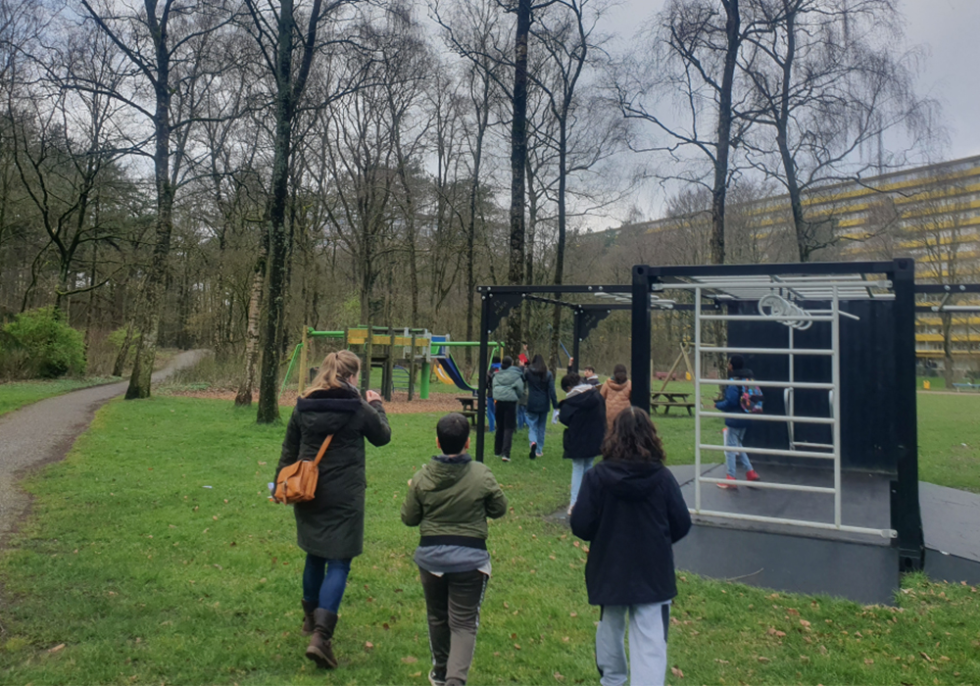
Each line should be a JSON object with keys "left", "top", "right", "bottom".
{"left": 739, "top": 385, "right": 764, "bottom": 414}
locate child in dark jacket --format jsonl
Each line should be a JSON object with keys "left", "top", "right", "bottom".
{"left": 559, "top": 372, "right": 606, "bottom": 515}
{"left": 402, "top": 413, "right": 508, "bottom": 686}
{"left": 713, "top": 355, "right": 761, "bottom": 489}
{"left": 571, "top": 407, "right": 691, "bottom": 686}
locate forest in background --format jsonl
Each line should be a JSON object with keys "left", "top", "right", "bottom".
{"left": 0, "top": 0, "right": 941, "bottom": 420}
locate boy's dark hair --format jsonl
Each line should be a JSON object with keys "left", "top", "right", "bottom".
{"left": 602, "top": 407, "right": 667, "bottom": 464}
{"left": 437, "top": 413, "right": 470, "bottom": 455}
{"left": 730, "top": 355, "right": 744, "bottom": 371}
{"left": 583, "top": 366, "right": 595, "bottom": 374}
{"left": 501, "top": 355, "right": 513, "bottom": 369}
{"left": 613, "top": 364, "right": 628, "bottom": 383}
{"left": 561, "top": 372, "right": 581, "bottom": 392}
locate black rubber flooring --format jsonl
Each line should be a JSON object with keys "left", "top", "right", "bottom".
{"left": 662, "top": 464, "right": 980, "bottom": 603}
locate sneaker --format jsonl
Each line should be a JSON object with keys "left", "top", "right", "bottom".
{"left": 746, "top": 470, "right": 760, "bottom": 481}
{"left": 717, "top": 474, "right": 738, "bottom": 490}
{"left": 536, "top": 452, "right": 544, "bottom": 458}
{"left": 501, "top": 455, "right": 510, "bottom": 462}
{"left": 529, "top": 442, "right": 537, "bottom": 460}
{"left": 429, "top": 669, "right": 447, "bottom": 686}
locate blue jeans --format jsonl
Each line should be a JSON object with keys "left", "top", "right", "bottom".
{"left": 517, "top": 405, "right": 528, "bottom": 430}
{"left": 487, "top": 399, "right": 496, "bottom": 432}
{"left": 570, "top": 457, "right": 595, "bottom": 507}
{"left": 526, "top": 411, "right": 548, "bottom": 454}
{"left": 596, "top": 602, "right": 671, "bottom": 686}
{"left": 724, "top": 427, "right": 753, "bottom": 478}
{"left": 303, "top": 555, "right": 352, "bottom": 613}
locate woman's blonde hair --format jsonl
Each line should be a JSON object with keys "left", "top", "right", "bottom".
{"left": 302, "top": 350, "right": 361, "bottom": 397}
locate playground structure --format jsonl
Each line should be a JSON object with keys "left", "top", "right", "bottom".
{"left": 281, "top": 326, "right": 500, "bottom": 401}
{"left": 474, "top": 261, "right": 980, "bottom": 603}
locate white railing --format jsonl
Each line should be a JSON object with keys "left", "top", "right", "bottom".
{"left": 691, "top": 285, "right": 895, "bottom": 539}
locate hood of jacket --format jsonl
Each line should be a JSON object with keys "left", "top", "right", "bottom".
{"left": 730, "top": 368, "right": 755, "bottom": 381}
{"left": 416, "top": 454, "right": 473, "bottom": 491}
{"left": 604, "top": 380, "right": 629, "bottom": 393}
{"left": 495, "top": 365, "right": 524, "bottom": 385}
{"left": 562, "top": 386, "right": 602, "bottom": 410}
{"left": 295, "top": 385, "right": 363, "bottom": 434}
{"left": 593, "top": 459, "right": 666, "bottom": 501}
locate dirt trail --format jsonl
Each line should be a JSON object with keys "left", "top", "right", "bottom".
{"left": 0, "top": 350, "right": 208, "bottom": 545}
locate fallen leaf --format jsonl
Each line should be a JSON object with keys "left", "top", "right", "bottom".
{"left": 511, "top": 633, "right": 517, "bottom": 639}
{"left": 758, "top": 656, "right": 771, "bottom": 663}
{"left": 920, "top": 652, "right": 932, "bottom": 662}
{"left": 715, "top": 659, "right": 730, "bottom": 665}
{"left": 670, "top": 666, "right": 684, "bottom": 678}
{"left": 49, "top": 644, "right": 66, "bottom": 653}
{"left": 570, "top": 612, "right": 577, "bottom": 618}
{"left": 212, "top": 516, "right": 218, "bottom": 521}
{"left": 383, "top": 623, "right": 390, "bottom": 630}
{"left": 799, "top": 656, "right": 810, "bottom": 663}
{"left": 800, "top": 620, "right": 811, "bottom": 629}
{"left": 401, "top": 656, "right": 418, "bottom": 664}
{"left": 562, "top": 637, "right": 570, "bottom": 643}
{"left": 410, "top": 672, "right": 422, "bottom": 678}
{"left": 258, "top": 461, "right": 266, "bottom": 465}
{"left": 549, "top": 555, "right": 556, "bottom": 560}
{"left": 573, "top": 541, "right": 581, "bottom": 548}
{"left": 865, "top": 659, "right": 874, "bottom": 665}
{"left": 787, "top": 608, "right": 800, "bottom": 616}
{"left": 364, "top": 642, "right": 374, "bottom": 651}
{"left": 503, "top": 602, "right": 509, "bottom": 609}
{"left": 554, "top": 672, "right": 565, "bottom": 681}
{"left": 513, "top": 644, "right": 521, "bottom": 650}
{"left": 213, "top": 564, "right": 223, "bottom": 570}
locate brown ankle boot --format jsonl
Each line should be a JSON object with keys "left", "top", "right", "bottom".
{"left": 301, "top": 600, "right": 316, "bottom": 636}
{"left": 305, "top": 608, "right": 339, "bottom": 669}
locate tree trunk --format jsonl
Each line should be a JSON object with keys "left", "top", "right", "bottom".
{"left": 942, "top": 311, "right": 954, "bottom": 388}
{"left": 711, "top": 0, "right": 740, "bottom": 267}
{"left": 235, "top": 253, "right": 266, "bottom": 407}
{"left": 775, "top": 3, "right": 808, "bottom": 262}
{"left": 506, "top": 0, "right": 531, "bottom": 355}
{"left": 464, "top": 88, "right": 489, "bottom": 370}
{"left": 125, "top": 11, "right": 174, "bottom": 400}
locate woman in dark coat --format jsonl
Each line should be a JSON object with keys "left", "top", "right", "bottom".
{"left": 275, "top": 350, "right": 391, "bottom": 669}
{"left": 524, "top": 354, "right": 558, "bottom": 459}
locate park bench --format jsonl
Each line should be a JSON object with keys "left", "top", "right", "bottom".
{"left": 952, "top": 382, "right": 980, "bottom": 392}
{"left": 457, "top": 396, "right": 479, "bottom": 426}
{"left": 650, "top": 390, "right": 695, "bottom": 416}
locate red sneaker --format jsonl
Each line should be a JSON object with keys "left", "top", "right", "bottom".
{"left": 717, "top": 474, "right": 738, "bottom": 490}
{"left": 746, "top": 470, "right": 761, "bottom": 482}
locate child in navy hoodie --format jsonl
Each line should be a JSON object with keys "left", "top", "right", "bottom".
{"left": 571, "top": 406, "right": 691, "bottom": 686}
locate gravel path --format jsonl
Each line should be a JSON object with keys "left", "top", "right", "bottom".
{"left": 0, "top": 350, "right": 209, "bottom": 545}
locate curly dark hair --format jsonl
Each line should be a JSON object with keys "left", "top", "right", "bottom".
{"left": 601, "top": 406, "right": 667, "bottom": 464}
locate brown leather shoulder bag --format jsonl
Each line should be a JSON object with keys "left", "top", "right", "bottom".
{"left": 273, "top": 434, "right": 333, "bottom": 505}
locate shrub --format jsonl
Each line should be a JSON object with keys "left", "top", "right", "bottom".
{"left": 2, "top": 307, "right": 87, "bottom": 378}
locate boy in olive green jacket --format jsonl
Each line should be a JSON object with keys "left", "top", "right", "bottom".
{"left": 402, "top": 413, "right": 508, "bottom": 686}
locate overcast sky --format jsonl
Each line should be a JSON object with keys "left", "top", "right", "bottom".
{"left": 585, "top": 0, "right": 980, "bottom": 223}
{"left": 602, "top": 0, "right": 980, "bottom": 159}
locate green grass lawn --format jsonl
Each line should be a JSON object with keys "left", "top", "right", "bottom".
{"left": 2, "top": 397, "right": 979, "bottom": 685}
{"left": 0, "top": 377, "right": 120, "bottom": 418}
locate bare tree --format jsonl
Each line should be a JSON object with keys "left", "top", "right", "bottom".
{"left": 78, "top": 0, "right": 230, "bottom": 398}
{"left": 616, "top": 0, "right": 752, "bottom": 267}
{"left": 240, "top": 0, "right": 364, "bottom": 422}
{"left": 739, "top": 0, "right": 941, "bottom": 261}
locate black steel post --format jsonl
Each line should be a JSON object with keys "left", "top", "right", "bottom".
{"left": 631, "top": 266, "right": 652, "bottom": 414}
{"left": 890, "top": 258, "right": 924, "bottom": 572}
{"left": 571, "top": 309, "right": 582, "bottom": 372}
{"left": 476, "top": 292, "right": 490, "bottom": 463}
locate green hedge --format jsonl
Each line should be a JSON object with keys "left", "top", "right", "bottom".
{"left": 1, "top": 307, "right": 86, "bottom": 378}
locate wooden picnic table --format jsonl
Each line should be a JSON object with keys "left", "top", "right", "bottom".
{"left": 457, "top": 396, "right": 479, "bottom": 425}
{"left": 650, "top": 391, "right": 695, "bottom": 416}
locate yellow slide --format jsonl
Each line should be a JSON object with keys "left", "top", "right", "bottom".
{"left": 434, "top": 363, "right": 455, "bottom": 385}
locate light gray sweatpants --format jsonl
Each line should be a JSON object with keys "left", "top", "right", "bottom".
{"left": 595, "top": 601, "right": 671, "bottom": 686}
